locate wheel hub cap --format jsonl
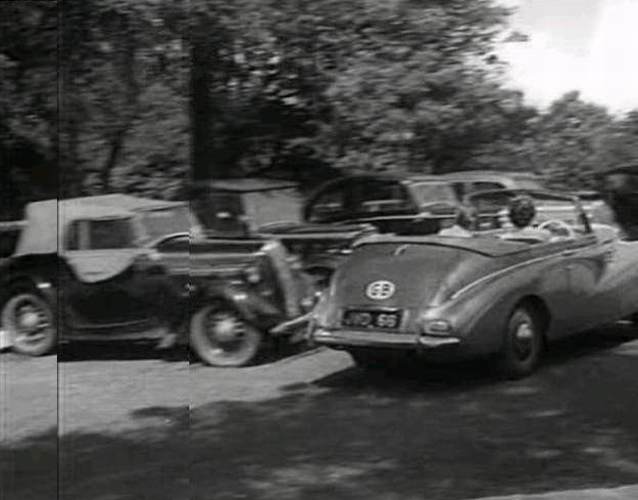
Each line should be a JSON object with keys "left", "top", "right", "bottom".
{"left": 19, "top": 311, "right": 41, "bottom": 329}
{"left": 516, "top": 323, "right": 533, "bottom": 341}
{"left": 212, "top": 317, "right": 242, "bottom": 343}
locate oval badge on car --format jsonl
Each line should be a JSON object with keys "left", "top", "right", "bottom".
{"left": 365, "top": 280, "right": 396, "bottom": 300}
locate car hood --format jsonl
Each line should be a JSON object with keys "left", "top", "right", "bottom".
{"left": 330, "top": 241, "right": 501, "bottom": 312}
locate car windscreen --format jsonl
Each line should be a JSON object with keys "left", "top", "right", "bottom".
{"left": 139, "top": 206, "right": 191, "bottom": 242}
{"left": 412, "top": 182, "right": 457, "bottom": 206}
{"left": 244, "top": 189, "right": 303, "bottom": 229}
{"left": 467, "top": 191, "right": 588, "bottom": 233}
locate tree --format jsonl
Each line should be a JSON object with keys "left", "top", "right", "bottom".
{"left": 0, "top": 1, "right": 59, "bottom": 214}
{"left": 186, "top": 0, "right": 519, "bottom": 179}
{"left": 596, "top": 110, "right": 638, "bottom": 175}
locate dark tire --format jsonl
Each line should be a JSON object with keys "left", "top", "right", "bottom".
{"left": 349, "top": 349, "right": 389, "bottom": 371}
{"left": 497, "top": 306, "right": 543, "bottom": 379}
{"left": 190, "top": 303, "right": 262, "bottom": 367}
{"left": 2, "top": 292, "right": 57, "bottom": 356}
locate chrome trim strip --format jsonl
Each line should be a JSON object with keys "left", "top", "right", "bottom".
{"left": 418, "top": 336, "right": 461, "bottom": 348}
{"left": 313, "top": 329, "right": 418, "bottom": 348}
{"left": 312, "top": 329, "right": 461, "bottom": 349}
{"left": 450, "top": 251, "right": 564, "bottom": 301}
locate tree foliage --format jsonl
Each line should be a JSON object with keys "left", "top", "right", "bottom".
{"left": 0, "top": 0, "right": 636, "bottom": 217}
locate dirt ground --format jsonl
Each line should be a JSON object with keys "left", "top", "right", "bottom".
{"left": 2, "top": 326, "right": 638, "bottom": 500}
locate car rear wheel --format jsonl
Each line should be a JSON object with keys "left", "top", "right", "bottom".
{"left": 190, "top": 303, "right": 262, "bottom": 367}
{"left": 2, "top": 292, "right": 57, "bottom": 356}
{"left": 497, "top": 307, "right": 542, "bottom": 379}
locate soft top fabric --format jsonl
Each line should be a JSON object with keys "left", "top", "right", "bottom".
{"left": 14, "top": 199, "right": 134, "bottom": 257}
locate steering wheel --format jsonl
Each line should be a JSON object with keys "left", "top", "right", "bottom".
{"left": 538, "top": 220, "right": 576, "bottom": 239}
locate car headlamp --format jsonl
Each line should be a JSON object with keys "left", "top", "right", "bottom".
{"left": 243, "top": 265, "right": 261, "bottom": 284}
{"left": 423, "top": 319, "right": 453, "bottom": 336}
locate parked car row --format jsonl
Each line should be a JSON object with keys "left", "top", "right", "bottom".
{"left": 309, "top": 189, "right": 638, "bottom": 379}
{"left": 193, "top": 170, "right": 616, "bottom": 247}
{"left": 1, "top": 168, "right": 635, "bottom": 375}
{"left": 0, "top": 195, "right": 317, "bottom": 367}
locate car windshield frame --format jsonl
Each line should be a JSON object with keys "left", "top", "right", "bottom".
{"left": 136, "top": 205, "right": 193, "bottom": 244}
{"left": 411, "top": 181, "right": 458, "bottom": 206}
{"left": 464, "top": 189, "right": 591, "bottom": 235}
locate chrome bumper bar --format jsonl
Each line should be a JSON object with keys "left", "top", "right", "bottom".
{"left": 312, "top": 328, "right": 461, "bottom": 350}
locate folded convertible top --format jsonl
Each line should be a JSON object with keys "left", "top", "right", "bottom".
{"left": 353, "top": 234, "right": 533, "bottom": 258}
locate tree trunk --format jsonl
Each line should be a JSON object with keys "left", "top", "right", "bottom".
{"left": 100, "top": 128, "right": 127, "bottom": 193}
{"left": 190, "top": 27, "right": 214, "bottom": 182}
{"left": 100, "top": 19, "right": 139, "bottom": 193}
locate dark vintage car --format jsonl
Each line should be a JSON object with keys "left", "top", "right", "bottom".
{"left": 604, "top": 165, "right": 638, "bottom": 240}
{"left": 303, "top": 173, "right": 459, "bottom": 235}
{"left": 190, "top": 178, "right": 377, "bottom": 285}
{"left": 309, "top": 189, "right": 638, "bottom": 378}
{"left": 441, "top": 170, "right": 615, "bottom": 225}
{"left": 0, "top": 195, "right": 316, "bottom": 366}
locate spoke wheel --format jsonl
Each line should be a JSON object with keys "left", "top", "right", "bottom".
{"left": 498, "top": 307, "right": 542, "bottom": 379}
{"left": 190, "top": 303, "right": 262, "bottom": 367}
{"left": 2, "top": 292, "right": 57, "bottom": 356}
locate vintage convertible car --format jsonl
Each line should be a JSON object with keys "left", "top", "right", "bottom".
{"left": 190, "top": 178, "right": 378, "bottom": 286}
{"left": 0, "top": 195, "right": 316, "bottom": 366}
{"left": 309, "top": 190, "right": 638, "bottom": 378}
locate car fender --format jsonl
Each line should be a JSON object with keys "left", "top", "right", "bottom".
{"left": 0, "top": 262, "right": 58, "bottom": 308}
{"left": 443, "top": 259, "right": 559, "bottom": 355}
{"left": 194, "top": 282, "right": 282, "bottom": 329}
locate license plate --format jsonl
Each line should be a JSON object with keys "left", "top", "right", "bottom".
{"left": 342, "top": 309, "right": 402, "bottom": 330}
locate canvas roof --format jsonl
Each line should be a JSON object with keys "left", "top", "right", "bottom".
{"left": 199, "top": 178, "right": 299, "bottom": 193}
{"left": 65, "top": 194, "right": 185, "bottom": 211}
{"left": 13, "top": 195, "right": 181, "bottom": 257}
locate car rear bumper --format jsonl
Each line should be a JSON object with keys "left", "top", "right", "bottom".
{"left": 311, "top": 328, "right": 461, "bottom": 350}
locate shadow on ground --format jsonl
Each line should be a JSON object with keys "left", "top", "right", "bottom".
{"left": 3, "top": 326, "right": 638, "bottom": 500}
{"left": 58, "top": 341, "right": 189, "bottom": 363}
{"left": 56, "top": 338, "right": 310, "bottom": 366}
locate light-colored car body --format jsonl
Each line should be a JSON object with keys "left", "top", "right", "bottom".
{"left": 309, "top": 190, "right": 638, "bottom": 376}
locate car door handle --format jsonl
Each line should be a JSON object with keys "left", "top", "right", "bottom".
{"left": 561, "top": 250, "right": 577, "bottom": 257}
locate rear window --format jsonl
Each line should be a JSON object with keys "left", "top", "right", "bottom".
{"left": 352, "top": 181, "right": 412, "bottom": 215}
{"left": 139, "top": 206, "right": 191, "bottom": 241}
{"left": 192, "top": 193, "right": 247, "bottom": 236}
{"left": 412, "top": 182, "right": 458, "bottom": 205}
{"left": 307, "top": 186, "right": 348, "bottom": 222}
{"left": 67, "top": 218, "right": 134, "bottom": 250}
{"left": 244, "top": 189, "right": 302, "bottom": 229}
